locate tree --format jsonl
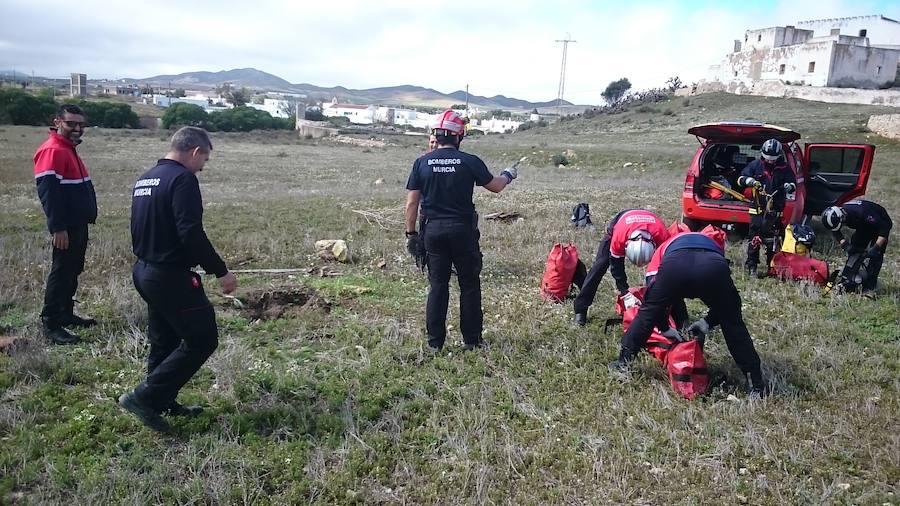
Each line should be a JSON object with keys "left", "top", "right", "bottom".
{"left": 0, "top": 88, "right": 56, "bottom": 125}
{"left": 73, "top": 100, "right": 141, "bottom": 128}
{"left": 161, "top": 102, "right": 209, "bottom": 129}
{"left": 602, "top": 78, "right": 632, "bottom": 105}
{"left": 666, "top": 76, "right": 683, "bottom": 91}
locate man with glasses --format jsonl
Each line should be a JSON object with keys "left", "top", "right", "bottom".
{"left": 573, "top": 209, "right": 669, "bottom": 326}
{"left": 33, "top": 104, "right": 98, "bottom": 345}
{"left": 119, "top": 126, "right": 236, "bottom": 432}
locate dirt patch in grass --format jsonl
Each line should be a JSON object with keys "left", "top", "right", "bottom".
{"left": 236, "top": 287, "right": 331, "bottom": 320}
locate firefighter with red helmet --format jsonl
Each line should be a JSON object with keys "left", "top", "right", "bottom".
{"left": 737, "top": 138, "right": 796, "bottom": 277}
{"left": 405, "top": 110, "right": 519, "bottom": 351}
{"left": 573, "top": 209, "right": 670, "bottom": 326}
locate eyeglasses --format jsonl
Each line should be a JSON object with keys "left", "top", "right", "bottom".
{"left": 60, "top": 120, "right": 87, "bottom": 128}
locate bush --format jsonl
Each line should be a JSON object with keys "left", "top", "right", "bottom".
{"left": 662, "top": 109, "right": 675, "bottom": 116}
{"left": 161, "top": 103, "right": 208, "bottom": 129}
{"left": 207, "top": 106, "right": 292, "bottom": 132}
{"left": 73, "top": 100, "right": 141, "bottom": 128}
{"left": 551, "top": 154, "right": 570, "bottom": 166}
{"left": 0, "top": 88, "right": 57, "bottom": 126}
{"left": 637, "top": 105, "right": 659, "bottom": 113}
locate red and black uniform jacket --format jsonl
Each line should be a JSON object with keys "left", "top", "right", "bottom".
{"left": 33, "top": 130, "right": 98, "bottom": 233}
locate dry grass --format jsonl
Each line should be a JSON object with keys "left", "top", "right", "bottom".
{"left": 0, "top": 93, "right": 897, "bottom": 504}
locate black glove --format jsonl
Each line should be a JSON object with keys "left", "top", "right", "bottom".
{"left": 406, "top": 232, "right": 420, "bottom": 256}
{"left": 866, "top": 246, "right": 884, "bottom": 259}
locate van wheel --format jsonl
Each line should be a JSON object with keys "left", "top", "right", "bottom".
{"left": 680, "top": 214, "right": 703, "bottom": 231}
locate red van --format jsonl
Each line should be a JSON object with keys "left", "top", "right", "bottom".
{"left": 680, "top": 122, "right": 875, "bottom": 232}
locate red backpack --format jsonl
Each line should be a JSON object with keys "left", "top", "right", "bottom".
{"left": 615, "top": 287, "right": 710, "bottom": 399}
{"left": 665, "top": 340, "right": 710, "bottom": 400}
{"left": 540, "top": 243, "right": 579, "bottom": 302}
{"left": 769, "top": 251, "right": 829, "bottom": 285}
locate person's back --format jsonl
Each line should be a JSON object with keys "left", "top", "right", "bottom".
{"left": 408, "top": 147, "right": 493, "bottom": 221}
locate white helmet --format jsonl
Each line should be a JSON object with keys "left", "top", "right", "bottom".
{"left": 822, "top": 206, "right": 846, "bottom": 231}
{"left": 625, "top": 229, "right": 656, "bottom": 267}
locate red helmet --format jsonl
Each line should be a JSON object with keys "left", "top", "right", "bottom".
{"left": 432, "top": 110, "right": 466, "bottom": 136}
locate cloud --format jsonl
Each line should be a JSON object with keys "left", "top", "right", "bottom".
{"left": 1, "top": 0, "right": 897, "bottom": 104}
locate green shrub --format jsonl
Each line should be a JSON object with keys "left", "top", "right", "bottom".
{"left": 551, "top": 153, "right": 570, "bottom": 166}
{"left": 161, "top": 103, "right": 209, "bottom": 129}
{"left": 73, "top": 100, "right": 141, "bottom": 128}
{"left": 637, "top": 105, "right": 658, "bottom": 113}
{"left": 0, "top": 88, "right": 57, "bottom": 125}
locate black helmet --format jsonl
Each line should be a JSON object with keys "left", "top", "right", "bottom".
{"left": 761, "top": 138, "right": 782, "bottom": 162}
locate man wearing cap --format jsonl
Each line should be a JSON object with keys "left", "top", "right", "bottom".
{"left": 404, "top": 110, "right": 519, "bottom": 352}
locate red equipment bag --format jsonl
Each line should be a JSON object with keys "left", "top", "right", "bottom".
{"left": 614, "top": 287, "right": 677, "bottom": 365}
{"left": 769, "top": 251, "right": 829, "bottom": 285}
{"left": 665, "top": 340, "right": 710, "bottom": 400}
{"left": 540, "top": 243, "right": 579, "bottom": 302}
{"left": 667, "top": 221, "right": 691, "bottom": 237}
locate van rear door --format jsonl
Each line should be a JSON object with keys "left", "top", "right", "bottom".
{"left": 803, "top": 144, "right": 875, "bottom": 216}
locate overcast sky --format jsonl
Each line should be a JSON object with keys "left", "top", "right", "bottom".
{"left": 2, "top": 0, "right": 898, "bottom": 104}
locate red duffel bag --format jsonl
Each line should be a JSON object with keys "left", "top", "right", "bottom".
{"left": 665, "top": 340, "right": 710, "bottom": 400}
{"left": 769, "top": 251, "right": 829, "bottom": 285}
{"left": 540, "top": 243, "right": 579, "bottom": 302}
{"left": 615, "top": 287, "right": 677, "bottom": 365}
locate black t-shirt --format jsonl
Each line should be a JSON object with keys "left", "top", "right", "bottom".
{"left": 837, "top": 199, "right": 892, "bottom": 239}
{"left": 130, "top": 159, "right": 227, "bottom": 276}
{"left": 406, "top": 147, "right": 494, "bottom": 220}
{"left": 741, "top": 158, "right": 796, "bottom": 211}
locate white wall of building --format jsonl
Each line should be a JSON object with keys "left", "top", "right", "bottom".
{"left": 323, "top": 104, "right": 375, "bottom": 124}
{"left": 797, "top": 15, "right": 900, "bottom": 48}
{"left": 471, "top": 117, "right": 522, "bottom": 134}
{"left": 829, "top": 42, "right": 900, "bottom": 87}
{"left": 248, "top": 98, "right": 292, "bottom": 118}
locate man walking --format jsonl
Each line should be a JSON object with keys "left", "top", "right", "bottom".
{"left": 119, "top": 126, "right": 236, "bottom": 432}
{"left": 405, "top": 110, "right": 518, "bottom": 352}
{"left": 34, "top": 104, "right": 98, "bottom": 344}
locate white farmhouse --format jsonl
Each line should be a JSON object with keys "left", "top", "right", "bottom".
{"left": 249, "top": 98, "right": 292, "bottom": 118}
{"left": 470, "top": 117, "right": 522, "bottom": 134}
{"left": 713, "top": 15, "right": 900, "bottom": 89}
{"left": 322, "top": 100, "right": 376, "bottom": 124}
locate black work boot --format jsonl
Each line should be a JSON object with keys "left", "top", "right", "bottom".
{"left": 746, "top": 265, "right": 757, "bottom": 278}
{"left": 608, "top": 349, "right": 636, "bottom": 374}
{"left": 42, "top": 318, "right": 80, "bottom": 345}
{"left": 574, "top": 312, "right": 587, "bottom": 327}
{"left": 165, "top": 401, "right": 203, "bottom": 417}
{"left": 61, "top": 313, "right": 98, "bottom": 327}
{"left": 746, "top": 370, "right": 766, "bottom": 398}
{"left": 462, "top": 339, "right": 485, "bottom": 351}
{"left": 118, "top": 392, "right": 171, "bottom": 432}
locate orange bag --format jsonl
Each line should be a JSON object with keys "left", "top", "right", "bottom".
{"left": 665, "top": 340, "right": 710, "bottom": 400}
{"left": 540, "top": 243, "right": 579, "bottom": 302}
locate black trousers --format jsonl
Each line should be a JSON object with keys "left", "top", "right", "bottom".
{"left": 41, "top": 223, "right": 89, "bottom": 327}
{"left": 847, "top": 231, "right": 885, "bottom": 290}
{"left": 423, "top": 219, "right": 482, "bottom": 348}
{"left": 573, "top": 232, "right": 613, "bottom": 315}
{"left": 621, "top": 249, "right": 762, "bottom": 377}
{"left": 746, "top": 213, "right": 780, "bottom": 270}
{"left": 132, "top": 261, "right": 218, "bottom": 412}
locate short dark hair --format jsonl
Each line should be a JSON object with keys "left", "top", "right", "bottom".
{"left": 56, "top": 104, "right": 85, "bottom": 118}
{"left": 434, "top": 132, "right": 460, "bottom": 148}
{"left": 170, "top": 126, "right": 213, "bottom": 153}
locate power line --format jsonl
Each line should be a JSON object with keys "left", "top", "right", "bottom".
{"left": 555, "top": 34, "right": 576, "bottom": 116}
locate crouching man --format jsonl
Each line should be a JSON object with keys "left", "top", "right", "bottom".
{"left": 822, "top": 200, "right": 892, "bottom": 294}
{"left": 119, "top": 127, "right": 237, "bottom": 432}
{"left": 609, "top": 232, "right": 766, "bottom": 395}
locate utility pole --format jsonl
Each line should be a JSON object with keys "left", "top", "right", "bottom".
{"left": 555, "top": 34, "right": 576, "bottom": 117}
{"left": 464, "top": 84, "right": 469, "bottom": 114}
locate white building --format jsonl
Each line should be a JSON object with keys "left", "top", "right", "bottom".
{"left": 393, "top": 108, "right": 436, "bottom": 129}
{"left": 797, "top": 15, "right": 900, "bottom": 49}
{"left": 322, "top": 101, "right": 376, "bottom": 124}
{"left": 248, "top": 98, "right": 292, "bottom": 118}
{"left": 714, "top": 20, "right": 900, "bottom": 89}
{"left": 470, "top": 117, "right": 522, "bottom": 134}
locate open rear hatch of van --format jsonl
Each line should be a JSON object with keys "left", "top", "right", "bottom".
{"left": 688, "top": 122, "right": 801, "bottom": 144}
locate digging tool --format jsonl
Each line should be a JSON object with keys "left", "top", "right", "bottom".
{"left": 702, "top": 181, "right": 750, "bottom": 202}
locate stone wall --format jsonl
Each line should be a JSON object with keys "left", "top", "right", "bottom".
{"left": 692, "top": 80, "right": 900, "bottom": 106}
{"left": 867, "top": 114, "right": 900, "bottom": 139}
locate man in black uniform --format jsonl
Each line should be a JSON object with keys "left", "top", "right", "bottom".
{"left": 737, "top": 138, "right": 796, "bottom": 278}
{"left": 822, "top": 200, "right": 892, "bottom": 293}
{"left": 609, "top": 232, "right": 765, "bottom": 395}
{"left": 405, "top": 110, "right": 518, "bottom": 352}
{"left": 119, "top": 126, "right": 237, "bottom": 432}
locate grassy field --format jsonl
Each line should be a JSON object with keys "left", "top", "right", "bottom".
{"left": 0, "top": 93, "right": 897, "bottom": 504}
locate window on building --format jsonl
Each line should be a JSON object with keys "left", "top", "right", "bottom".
{"left": 757, "top": 34, "right": 762, "bottom": 42}
{"left": 875, "top": 65, "right": 882, "bottom": 75}
{"left": 808, "top": 61, "right": 816, "bottom": 73}
{"left": 745, "top": 34, "right": 748, "bottom": 42}
{"left": 734, "top": 71, "right": 738, "bottom": 77}
{"left": 859, "top": 29, "right": 867, "bottom": 37}
{"left": 779, "top": 64, "right": 785, "bottom": 75}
